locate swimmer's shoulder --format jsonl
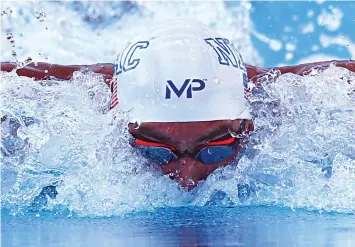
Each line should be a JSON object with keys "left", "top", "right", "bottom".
{"left": 245, "top": 60, "right": 355, "bottom": 83}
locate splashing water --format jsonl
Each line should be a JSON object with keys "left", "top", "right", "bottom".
{"left": 0, "top": 70, "right": 191, "bottom": 217}
{"left": 243, "top": 65, "right": 355, "bottom": 212}
{"left": 1, "top": 1, "right": 261, "bottom": 65}
{"left": 1, "top": 65, "right": 354, "bottom": 216}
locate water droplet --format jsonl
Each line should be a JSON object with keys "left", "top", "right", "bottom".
{"left": 1, "top": 7, "right": 12, "bottom": 17}
{"left": 228, "top": 129, "right": 238, "bottom": 138}
{"left": 44, "top": 70, "right": 48, "bottom": 73}
{"left": 214, "top": 78, "right": 223, "bottom": 84}
{"left": 188, "top": 179, "right": 195, "bottom": 185}
{"left": 24, "top": 57, "right": 33, "bottom": 64}
{"left": 6, "top": 33, "right": 15, "bottom": 47}
{"left": 17, "top": 62, "right": 24, "bottom": 68}
{"left": 35, "top": 10, "right": 46, "bottom": 22}
{"left": 133, "top": 121, "right": 141, "bottom": 129}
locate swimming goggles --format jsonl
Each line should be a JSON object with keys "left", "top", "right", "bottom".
{"left": 132, "top": 136, "right": 240, "bottom": 165}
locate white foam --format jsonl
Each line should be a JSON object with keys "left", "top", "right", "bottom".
{"left": 300, "top": 22, "right": 315, "bottom": 34}
{"left": 317, "top": 7, "right": 343, "bottom": 31}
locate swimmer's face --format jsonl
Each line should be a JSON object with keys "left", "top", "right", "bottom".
{"left": 129, "top": 120, "right": 253, "bottom": 190}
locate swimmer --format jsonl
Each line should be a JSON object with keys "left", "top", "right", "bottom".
{"left": 2, "top": 20, "right": 355, "bottom": 191}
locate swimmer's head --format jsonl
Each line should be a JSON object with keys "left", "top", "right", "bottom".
{"left": 114, "top": 19, "right": 251, "bottom": 123}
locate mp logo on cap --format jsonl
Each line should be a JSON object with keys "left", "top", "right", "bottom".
{"left": 165, "top": 79, "right": 206, "bottom": 99}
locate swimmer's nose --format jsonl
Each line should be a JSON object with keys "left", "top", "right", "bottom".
{"left": 161, "top": 157, "right": 208, "bottom": 190}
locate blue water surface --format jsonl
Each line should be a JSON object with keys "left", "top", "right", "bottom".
{"left": 250, "top": 1, "right": 355, "bottom": 66}
{"left": 2, "top": 206, "right": 355, "bottom": 247}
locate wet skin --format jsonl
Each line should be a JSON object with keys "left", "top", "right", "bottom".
{"left": 129, "top": 120, "right": 253, "bottom": 190}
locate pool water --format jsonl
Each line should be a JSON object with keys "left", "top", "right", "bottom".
{"left": 2, "top": 206, "right": 355, "bottom": 247}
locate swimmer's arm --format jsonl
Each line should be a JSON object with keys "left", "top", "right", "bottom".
{"left": 275, "top": 60, "right": 355, "bottom": 75}
{"left": 246, "top": 60, "right": 355, "bottom": 82}
{"left": 0, "top": 62, "right": 114, "bottom": 87}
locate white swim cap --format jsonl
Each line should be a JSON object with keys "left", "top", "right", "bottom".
{"left": 113, "top": 19, "right": 252, "bottom": 123}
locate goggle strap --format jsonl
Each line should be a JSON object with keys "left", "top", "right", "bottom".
{"left": 136, "top": 136, "right": 237, "bottom": 153}
{"left": 208, "top": 137, "right": 236, "bottom": 146}
{"left": 197, "top": 137, "right": 237, "bottom": 150}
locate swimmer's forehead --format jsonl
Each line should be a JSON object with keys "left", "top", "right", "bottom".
{"left": 128, "top": 120, "right": 243, "bottom": 143}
